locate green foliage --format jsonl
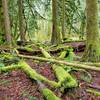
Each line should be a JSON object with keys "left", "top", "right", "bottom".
{"left": 0, "top": 63, "right": 5, "bottom": 67}
{"left": 63, "top": 65, "right": 73, "bottom": 72}
{"left": 59, "top": 50, "right": 67, "bottom": 59}
{"left": 32, "top": 97, "right": 38, "bottom": 100}
{"left": 57, "top": 0, "right": 86, "bottom": 34}
{"left": 5, "top": 0, "right": 86, "bottom": 43}
{"left": 64, "top": 48, "right": 76, "bottom": 62}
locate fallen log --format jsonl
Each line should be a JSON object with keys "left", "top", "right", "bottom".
{"left": 0, "top": 61, "right": 60, "bottom": 88}
{"left": 17, "top": 45, "right": 70, "bottom": 55}
{"left": 0, "top": 60, "right": 78, "bottom": 89}
{"left": 0, "top": 65, "right": 20, "bottom": 72}
{"left": 52, "top": 64, "right": 78, "bottom": 88}
{"left": 18, "top": 61, "right": 60, "bottom": 87}
{"left": 39, "top": 47, "right": 52, "bottom": 58}
{"left": 37, "top": 81, "right": 61, "bottom": 100}
{"left": 42, "top": 88, "right": 61, "bottom": 100}
{"left": 40, "top": 47, "right": 78, "bottom": 88}
{"left": 17, "top": 54, "right": 100, "bottom": 72}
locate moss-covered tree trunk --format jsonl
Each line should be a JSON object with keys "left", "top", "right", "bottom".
{"left": 82, "top": 0, "right": 100, "bottom": 62}
{"left": 51, "top": 0, "right": 62, "bottom": 45}
{"left": 0, "top": 0, "right": 4, "bottom": 43}
{"left": 2, "top": 0, "right": 12, "bottom": 45}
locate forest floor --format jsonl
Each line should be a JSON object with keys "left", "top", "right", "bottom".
{"left": 0, "top": 42, "right": 100, "bottom": 100}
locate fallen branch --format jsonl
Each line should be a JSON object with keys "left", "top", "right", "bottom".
{"left": 37, "top": 81, "right": 61, "bottom": 100}
{"left": 0, "top": 61, "right": 60, "bottom": 88}
{"left": 17, "top": 54, "right": 100, "bottom": 72}
{"left": 39, "top": 47, "right": 52, "bottom": 58}
{"left": 17, "top": 45, "right": 70, "bottom": 55}
{"left": 42, "top": 88, "right": 61, "bottom": 100}
{"left": 18, "top": 61, "right": 60, "bottom": 87}
{"left": 0, "top": 65, "right": 20, "bottom": 72}
{"left": 40, "top": 48, "right": 78, "bottom": 88}
{"left": 52, "top": 64, "right": 78, "bottom": 88}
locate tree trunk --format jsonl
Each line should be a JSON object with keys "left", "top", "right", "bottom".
{"left": 0, "top": 0, "right": 4, "bottom": 43}
{"left": 2, "top": 0, "right": 12, "bottom": 45}
{"left": 82, "top": 0, "right": 100, "bottom": 62}
{"left": 18, "top": 0, "right": 26, "bottom": 42}
{"left": 62, "top": 0, "right": 65, "bottom": 40}
{"left": 51, "top": 0, "right": 62, "bottom": 45}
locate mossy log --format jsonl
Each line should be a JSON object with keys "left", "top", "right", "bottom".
{"left": 42, "top": 88, "right": 61, "bottom": 100}
{"left": 18, "top": 61, "right": 60, "bottom": 87}
{"left": 17, "top": 45, "right": 70, "bottom": 55}
{"left": 17, "top": 54, "right": 100, "bottom": 72}
{"left": 40, "top": 48, "right": 78, "bottom": 88}
{"left": 52, "top": 64, "right": 78, "bottom": 88}
{"left": 0, "top": 61, "right": 60, "bottom": 88}
{"left": 84, "top": 62, "right": 100, "bottom": 67}
{"left": 39, "top": 47, "right": 52, "bottom": 58}
{"left": 37, "top": 81, "right": 61, "bottom": 100}
{"left": 59, "top": 50, "right": 67, "bottom": 59}
{"left": 0, "top": 65, "right": 20, "bottom": 72}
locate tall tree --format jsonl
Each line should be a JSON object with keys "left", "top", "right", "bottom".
{"left": 51, "top": 0, "right": 62, "bottom": 45}
{"left": 18, "top": 0, "right": 26, "bottom": 42}
{"left": 2, "top": 0, "right": 12, "bottom": 45}
{"left": 82, "top": 0, "right": 100, "bottom": 62}
{"left": 62, "top": 0, "right": 65, "bottom": 40}
{"left": 0, "top": 0, "right": 4, "bottom": 40}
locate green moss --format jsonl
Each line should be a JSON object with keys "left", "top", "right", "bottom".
{"left": 0, "top": 65, "right": 20, "bottom": 72}
{"left": 52, "top": 64, "right": 78, "bottom": 88}
{"left": 93, "top": 63, "right": 100, "bottom": 67}
{"left": 40, "top": 47, "right": 52, "bottom": 58}
{"left": 42, "top": 88, "right": 61, "bottom": 100}
{"left": 82, "top": 0, "right": 100, "bottom": 62}
{"left": 65, "top": 49, "right": 75, "bottom": 62}
{"left": 59, "top": 50, "right": 67, "bottom": 59}
{"left": 19, "top": 61, "right": 60, "bottom": 87}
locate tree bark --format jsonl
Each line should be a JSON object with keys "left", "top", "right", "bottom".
{"left": 62, "top": 0, "right": 65, "bottom": 40}
{"left": 0, "top": 0, "right": 4, "bottom": 43}
{"left": 2, "top": 0, "right": 12, "bottom": 45}
{"left": 18, "top": 0, "right": 26, "bottom": 42}
{"left": 51, "top": 0, "right": 62, "bottom": 45}
{"left": 82, "top": 0, "right": 100, "bottom": 62}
